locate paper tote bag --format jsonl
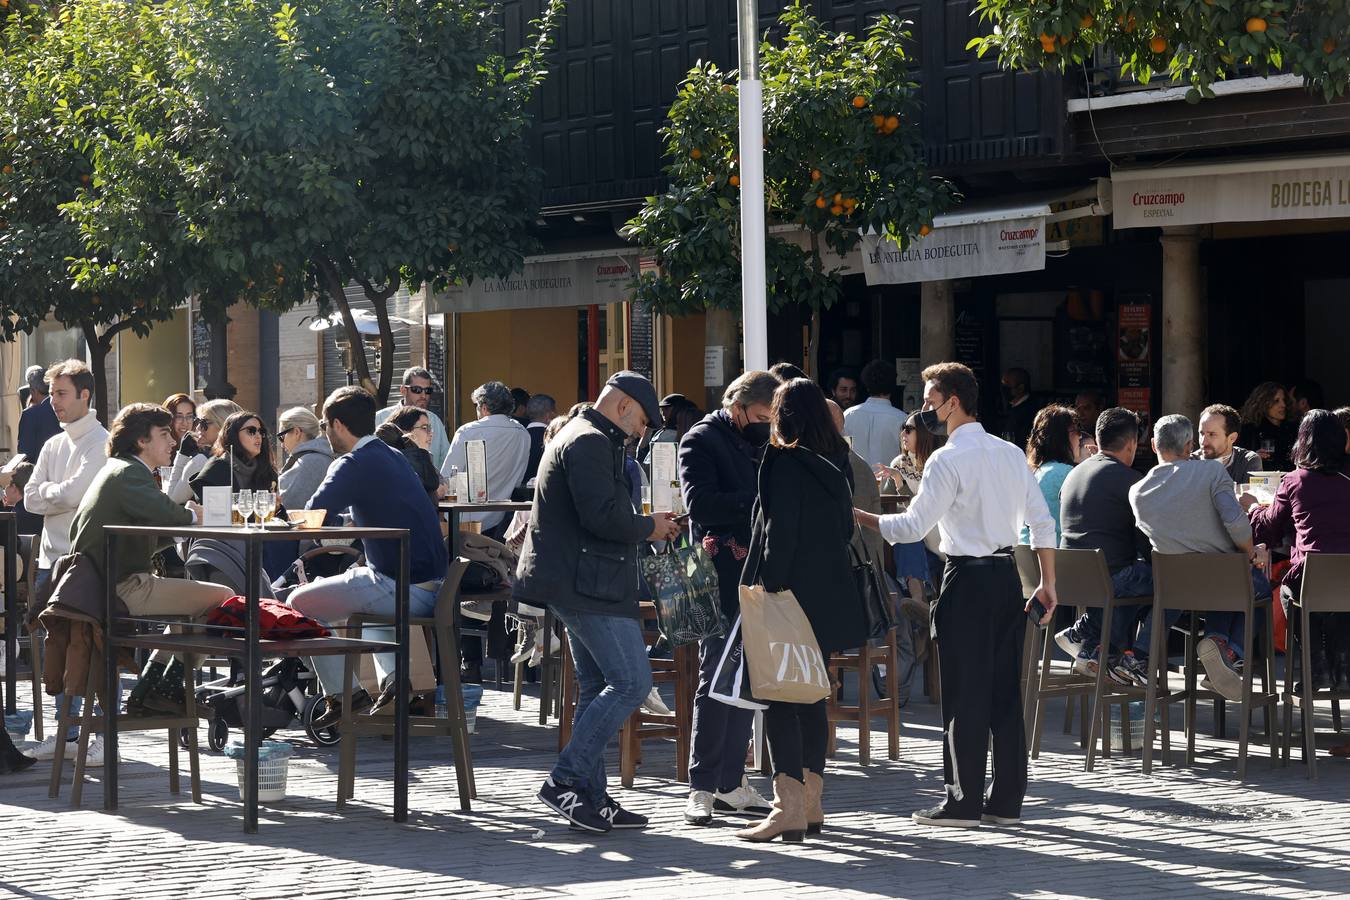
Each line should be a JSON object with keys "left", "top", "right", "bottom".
{"left": 709, "top": 614, "right": 768, "bottom": 711}
{"left": 738, "top": 584, "right": 831, "bottom": 704}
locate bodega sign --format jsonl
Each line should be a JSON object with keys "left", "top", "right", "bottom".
{"left": 861, "top": 216, "right": 1046, "bottom": 285}
{"left": 1113, "top": 155, "right": 1350, "bottom": 228}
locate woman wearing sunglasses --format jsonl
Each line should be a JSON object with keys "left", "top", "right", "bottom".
{"left": 163, "top": 398, "right": 241, "bottom": 503}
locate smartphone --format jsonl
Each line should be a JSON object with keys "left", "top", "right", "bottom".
{"left": 673, "top": 513, "right": 691, "bottom": 526}
{"left": 1026, "top": 596, "right": 1050, "bottom": 628}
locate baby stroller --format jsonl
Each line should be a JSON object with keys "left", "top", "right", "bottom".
{"left": 184, "top": 656, "right": 338, "bottom": 750}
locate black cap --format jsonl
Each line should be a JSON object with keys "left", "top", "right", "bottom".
{"left": 606, "top": 371, "right": 662, "bottom": 428}
{"left": 659, "top": 393, "right": 688, "bottom": 409}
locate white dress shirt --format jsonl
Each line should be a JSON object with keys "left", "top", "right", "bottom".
{"left": 442, "top": 414, "right": 530, "bottom": 530}
{"left": 376, "top": 405, "right": 451, "bottom": 469}
{"left": 878, "top": 421, "right": 1055, "bottom": 555}
{"left": 843, "top": 397, "right": 909, "bottom": 469}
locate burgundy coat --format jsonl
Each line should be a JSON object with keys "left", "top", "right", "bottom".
{"left": 1249, "top": 465, "right": 1350, "bottom": 585}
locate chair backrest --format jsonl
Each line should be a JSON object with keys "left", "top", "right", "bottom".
{"left": 434, "top": 559, "right": 472, "bottom": 628}
{"left": 1299, "top": 553, "right": 1350, "bottom": 614}
{"left": 1152, "top": 552, "right": 1252, "bottom": 613}
{"left": 1052, "top": 548, "right": 1115, "bottom": 609}
{"left": 1012, "top": 545, "right": 1042, "bottom": 601}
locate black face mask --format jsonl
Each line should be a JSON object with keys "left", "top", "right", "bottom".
{"left": 916, "top": 401, "right": 951, "bottom": 437}
{"left": 740, "top": 422, "right": 771, "bottom": 446}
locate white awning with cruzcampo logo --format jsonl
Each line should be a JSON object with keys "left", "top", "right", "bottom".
{"left": 1113, "top": 154, "right": 1350, "bottom": 229}
{"left": 430, "top": 250, "right": 638, "bottom": 313}
{"left": 860, "top": 202, "right": 1051, "bottom": 285}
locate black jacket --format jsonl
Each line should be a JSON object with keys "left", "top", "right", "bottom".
{"left": 514, "top": 408, "right": 655, "bottom": 618}
{"left": 189, "top": 452, "right": 276, "bottom": 500}
{"left": 743, "top": 444, "right": 866, "bottom": 655}
{"left": 679, "top": 410, "right": 761, "bottom": 617}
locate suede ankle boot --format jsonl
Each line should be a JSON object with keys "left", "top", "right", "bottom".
{"left": 735, "top": 773, "right": 807, "bottom": 843}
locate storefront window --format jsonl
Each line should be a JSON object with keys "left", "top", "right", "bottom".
{"left": 26, "top": 319, "right": 86, "bottom": 369}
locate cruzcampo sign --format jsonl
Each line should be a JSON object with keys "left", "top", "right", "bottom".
{"left": 861, "top": 216, "right": 1046, "bottom": 285}
{"left": 1113, "top": 155, "right": 1350, "bottom": 228}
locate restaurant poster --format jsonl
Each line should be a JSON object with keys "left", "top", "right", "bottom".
{"left": 466, "top": 440, "right": 489, "bottom": 504}
{"left": 1117, "top": 303, "right": 1152, "bottom": 424}
{"left": 650, "top": 442, "right": 680, "bottom": 514}
{"left": 895, "top": 357, "right": 923, "bottom": 411}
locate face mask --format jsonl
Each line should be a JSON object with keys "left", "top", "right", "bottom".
{"left": 740, "top": 422, "right": 771, "bottom": 446}
{"left": 916, "top": 399, "right": 951, "bottom": 437}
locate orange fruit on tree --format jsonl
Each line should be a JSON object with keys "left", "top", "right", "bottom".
{"left": 810, "top": 168, "right": 821, "bottom": 181}
{"left": 729, "top": 175, "right": 740, "bottom": 187}
{"left": 1, "top": 164, "right": 11, "bottom": 175}
{"left": 1245, "top": 17, "right": 1267, "bottom": 33}
{"left": 884, "top": 115, "right": 899, "bottom": 133}
{"left": 1150, "top": 35, "right": 1168, "bottom": 53}
{"left": 872, "top": 114, "right": 885, "bottom": 127}
{"left": 815, "top": 195, "right": 827, "bottom": 209}
{"left": 690, "top": 148, "right": 703, "bottom": 159}
{"left": 833, "top": 192, "right": 843, "bottom": 203}
{"left": 80, "top": 174, "right": 91, "bottom": 184}
{"left": 1324, "top": 37, "right": 1337, "bottom": 54}
{"left": 918, "top": 224, "right": 931, "bottom": 237}
{"left": 1040, "top": 32, "right": 1058, "bottom": 52}
{"left": 830, "top": 204, "right": 844, "bottom": 216}
{"left": 852, "top": 95, "right": 867, "bottom": 108}
{"left": 843, "top": 197, "right": 857, "bottom": 210}
{"left": 1080, "top": 14, "right": 1094, "bottom": 28}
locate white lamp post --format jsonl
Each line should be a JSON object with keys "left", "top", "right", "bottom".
{"left": 736, "top": 0, "right": 768, "bottom": 371}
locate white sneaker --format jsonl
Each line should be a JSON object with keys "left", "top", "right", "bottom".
{"left": 510, "top": 623, "right": 538, "bottom": 665}
{"left": 714, "top": 777, "right": 773, "bottom": 815}
{"left": 640, "top": 687, "right": 672, "bottom": 716}
{"left": 24, "top": 734, "right": 73, "bottom": 761}
{"left": 684, "top": 790, "right": 716, "bottom": 826}
{"left": 82, "top": 736, "right": 105, "bottom": 768}
{"left": 460, "top": 599, "right": 494, "bottom": 622}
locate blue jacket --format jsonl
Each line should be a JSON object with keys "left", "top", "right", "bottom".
{"left": 308, "top": 436, "right": 448, "bottom": 584}
{"left": 17, "top": 397, "right": 61, "bottom": 462}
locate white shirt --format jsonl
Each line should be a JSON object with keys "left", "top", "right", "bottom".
{"left": 376, "top": 405, "right": 450, "bottom": 470}
{"left": 843, "top": 397, "right": 909, "bottom": 469}
{"left": 878, "top": 421, "right": 1055, "bottom": 556}
{"left": 23, "top": 409, "right": 109, "bottom": 568}
{"left": 442, "top": 414, "right": 530, "bottom": 530}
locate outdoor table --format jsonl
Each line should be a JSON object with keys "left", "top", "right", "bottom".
{"left": 102, "top": 523, "right": 411, "bottom": 834}
{"left": 438, "top": 501, "right": 533, "bottom": 557}
{"left": 879, "top": 493, "right": 910, "bottom": 513}
{"left": 1, "top": 510, "right": 17, "bottom": 715}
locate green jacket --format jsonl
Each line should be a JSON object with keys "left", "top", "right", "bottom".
{"left": 70, "top": 456, "right": 194, "bottom": 580}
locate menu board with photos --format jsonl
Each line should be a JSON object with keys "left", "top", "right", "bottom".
{"left": 650, "top": 441, "right": 681, "bottom": 514}
{"left": 466, "top": 439, "right": 489, "bottom": 504}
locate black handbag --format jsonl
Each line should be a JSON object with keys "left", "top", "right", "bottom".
{"left": 849, "top": 537, "right": 896, "bottom": 640}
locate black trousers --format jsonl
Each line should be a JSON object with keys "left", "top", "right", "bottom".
{"left": 689, "top": 633, "right": 756, "bottom": 793}
{"left": 934, "top": 556, "right": 1027, "bottom": 818}
{"left": 764, "top": 699, "right": 828, "bottom": 782}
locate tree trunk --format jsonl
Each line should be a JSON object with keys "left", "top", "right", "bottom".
{"left": 358, "top": 276, "right": 400, "bottom": 407}
{"left": 80, "top": 320, "right": 111, "bottom": 425}
{"left": 315, "top": 258, "right": 375, "bottom": 395}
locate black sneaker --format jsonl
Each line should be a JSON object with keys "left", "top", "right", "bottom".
{"left": 1108, "top": 650, "right": 1149, "bottom": 689}
{"left": 597, "top": 796, "right": 649, "bottom": 830}
{"left": 312, "top": 688, "right": 372, "bottom": 729}
{"left": 538, "top": 777, "right": 612, "bottom": 833}
{"left": 911, "top": 804, "right": 981, "bottom": 828}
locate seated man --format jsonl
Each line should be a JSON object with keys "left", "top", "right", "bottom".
{"left": 1122, "top": 415, "right": 1268, "bottom": 700}
{"left": 1056, "top": 407, "right": 1153, "bottom": 677}
{"left": 290, "top": 386, "right": 449, "bottom": 722}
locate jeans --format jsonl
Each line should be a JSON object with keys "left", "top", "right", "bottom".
{"left": 1132, "top": 568, "right": 1271, "bottom": 661}
{"left": 688, "top": 632, "right": 755, "bottom": 793}
{"left": 551, "top": 607, "right": 652, "bottom": 806}
{"left": 288, "top": 566, "right": 439, "bottom": 695}
{"left": 1073, "top": 560, "right": 1154, "bottom": 655}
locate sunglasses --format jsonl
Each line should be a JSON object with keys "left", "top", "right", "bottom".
{"left": 901, "top": 425, "right": 916, "bottom": 434}
{"left": 192, "top": 417, "right": 209, "bottom": 429}
{"left": 404, "top": 385, "right": 434, "bottom": 396}
{"left": 241, "top": 425, "right": 267, "bottom": 437}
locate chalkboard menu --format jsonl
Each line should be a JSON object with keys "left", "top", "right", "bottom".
{"left": 954, "top": 309, "right": 985, "bottom": 378}
{"left": 628, "top": 301, "right": 654, "bottom": 381}
{"left": 192, "top": 312, "right": 213, "bottom": 393}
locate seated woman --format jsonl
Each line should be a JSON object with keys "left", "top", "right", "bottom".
{"left": 876, "top": 412, "right": 946, "bottom": 610}
{"left": 376, "top": 405, "right": 445, "bottom": 506}
{"left": 277, "top": 406, "right": 334, "bottom": 511}
{"left": 164, "top": 399, "right": 241, "bottom": 504}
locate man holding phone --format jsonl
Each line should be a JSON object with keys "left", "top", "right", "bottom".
{"left": 855, "top": 362, "right": 1056, "bottom": 830}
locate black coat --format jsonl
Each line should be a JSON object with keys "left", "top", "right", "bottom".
{"left": 743, "top": 444, "right": 866, "bottom": 655}
{"left": 514, "top": 408, "right": 655, "bottom": 618}
{"left": 678, "top": 410, "right": 761, "bottom": 617}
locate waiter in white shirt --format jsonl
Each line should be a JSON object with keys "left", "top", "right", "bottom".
{"left": 856, "top": 362, "right": 1057, "bottom": 830}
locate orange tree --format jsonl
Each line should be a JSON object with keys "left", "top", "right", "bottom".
{"left": 967, "top": 0, "right": 1350, "bottom": 102}
{"left": 624, "top": 2, "right": 952, "bottom": 373}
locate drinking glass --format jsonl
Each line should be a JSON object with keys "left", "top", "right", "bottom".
{"left": 640, "top": 485, "right": 652, "bottom": 515}
{"left": 253, "top": 490, "right": 275, "bottom": 526}
{"left": 233, "top": 490, "right": 254, "bottom": 528}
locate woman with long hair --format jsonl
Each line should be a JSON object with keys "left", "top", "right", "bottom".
{"left": 1022, "top": 404, "right": 1083, "bottom": 545}
{"left": 737, "top": 378, "right": 867, "bottom": 843}
{"left": 164, "top": 398, "right": 241, "bottom": 503}
{"left": 162, "top": 392, "right": 196, "bottom": 445}
{"left": 376, "top": 405, "right": 443, "bottom": 504}
{"left": 1246, "top": 409, "right": 1350, "bottom": 696}
{"left": 876, "top": 412, "right": 947, "bottom": 609}
{"left": 1239, "top": 381, "right": 1298, "bottom": 471}
{"left": 190, "top": 410, "right": 278, "bottom": 498}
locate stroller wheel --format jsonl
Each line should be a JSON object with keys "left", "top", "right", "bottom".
{"left": 302, "top": 694, "right": 342, "bottom": 747}
{"left": 208, "top": 718, "right": 229, "bottom": 752}
{"left": 178, "top": 727, "right": 192, "bottom": 751}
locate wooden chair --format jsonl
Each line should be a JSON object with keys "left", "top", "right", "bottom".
{"left": 827, "top": 627, "right": 900, "bottom": 765}
{"left": 532, "top": 606, "right": 566, "bottom": 725}
{"left": 47, "top": 609, "right": 202, "bottom": 809}
{"left": 341, "top": 560, "right": 476, "bottom": 809}
{"left": 1282, "top": 553, "right": 1350, "bottom": 779}
{"left": 617, "top": 605, "right": 696, "bottom": 787}
{"left": 1141, "top": 552, "right": 1279, "bottom": 780}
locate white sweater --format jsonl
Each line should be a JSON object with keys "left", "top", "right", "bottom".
{"left": 23, "top": 410, "right": 110, "bottom": 568}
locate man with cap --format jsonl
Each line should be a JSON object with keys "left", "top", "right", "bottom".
{"left": 516, "top": 371, "right": 682, "bottom": 833}
{"left": 639, "top": 393, "right": 691, "bottom": 464}
{"left": 17, "top": 364, "right": 61, "bottom": 461}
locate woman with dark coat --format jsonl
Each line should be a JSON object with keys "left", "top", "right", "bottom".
{"left": 376, "top": 405, "right": 444, "bottom": 505}
{"left": 678, "top": 370, "right": 779, "bottom": 827}
{"left": 737, "top": 377, "right": 867, "bottom": 843}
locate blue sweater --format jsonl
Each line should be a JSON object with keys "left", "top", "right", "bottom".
{"left": 308, "top": 436, "right": 448, "bottom": 584}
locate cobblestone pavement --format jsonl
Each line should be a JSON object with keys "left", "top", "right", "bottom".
{"left": 2, "top": 669, "right": 1349, "bottom": 900}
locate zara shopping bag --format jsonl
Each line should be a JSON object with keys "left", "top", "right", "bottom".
{"left": 709, "top": 614, "right": 767, "bottom": 710}
{"left": 738, "top": 584, "right": 831, "bottom": 704}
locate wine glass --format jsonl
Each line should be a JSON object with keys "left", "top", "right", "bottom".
{"left": 253, "top": 490, "right": 275, "bottom": 526}
{"left": 233, "top": 490, "right": 254, "bottom": 528}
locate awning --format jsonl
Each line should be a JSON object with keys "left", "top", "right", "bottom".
{"left": 1112, "top": 153, "right": 1350, "bottom": 229}
{"left": 430, "top": 250, "right": 638, "bottom": 314}
{"left": 861, "top": 202, "right": 1050, "bottom": 285}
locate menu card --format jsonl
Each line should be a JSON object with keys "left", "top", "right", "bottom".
{"left": 650, "top": 442, "right": 680, "bottom": 514}
{"left": 201, "top": 486, "right": 232, "bottom": 527}
{"left": 466, "top": 440, "right": 489, "bottom": 504}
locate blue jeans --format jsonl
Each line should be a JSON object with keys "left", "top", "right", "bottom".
{"left": 1073, "top": 560, "right": 1154, "bottom": 655}
{"left": 288, "top": 566, "right": 439, "bottom": 695}
{"left": 551, "top": 607, "right": 652, "bottom": 806}
{"left": 1132, "top": 568, "right": 1270, "bottom": 661}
